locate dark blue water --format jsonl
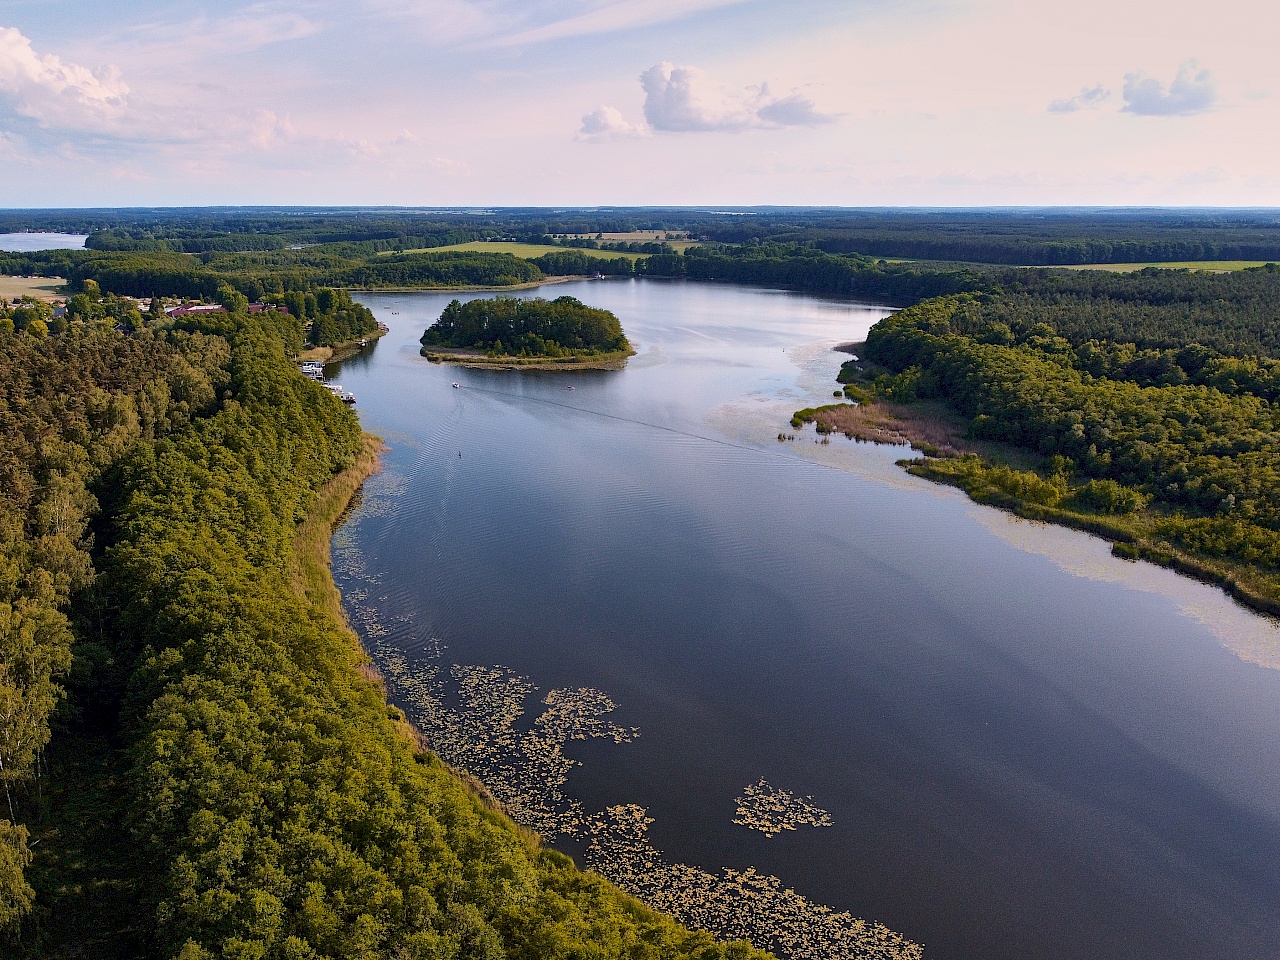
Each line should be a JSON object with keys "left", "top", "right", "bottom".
{"left": 332, "top": 279, "right": 1280, "bottom": 960}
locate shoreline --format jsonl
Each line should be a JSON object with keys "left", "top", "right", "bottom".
{"left": 349, "top": 275, "right": 590, "bottom": 294}
{"left": 807, "top": 393, "right": 1280, "bottom": 621}
{"left": 297, "top": 326, "right": 388, "bottom": 364}
{"left": 422, "top": 344, "right": 634, "bottom": 371}
{"left": 289, "top": 432, "right": 526, "bottom": 821}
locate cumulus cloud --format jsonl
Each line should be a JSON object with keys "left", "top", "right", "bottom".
{"left": 637, "top": 62, "right": 835, "bottom": 133}
{"left": 0, "top": 24, "right": 129, "bottom": 129}
{"left": 1048, "top": 84, "right": 1110, "bottom": 113}
{"left": 1122, "top": 61, "right": 1217, "bottom": 116}
{"left": 250, "top": 109, "right": 294, "bottom": 149}
{"left": 577, "top": 105, "right": 645, "bottom": 141}
{"left": 756, "top": 86, "right": 836, "bottom": 126}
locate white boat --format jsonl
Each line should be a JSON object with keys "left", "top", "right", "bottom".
{"left": 324, "top": 382, "right": 357, "bottom": 404}
{"left": 452, "top": 382, "right": 460, "bottom": 388}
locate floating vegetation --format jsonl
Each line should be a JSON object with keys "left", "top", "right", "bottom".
{"left": 733, "top": 779, "right": 834, "bottom": 837}
{"left": 585, "top": 805, "right": 922, "bottom": 960}
{"left": 351, "top": 635, "right": 638, "bottom": 840}
{"left": 333, "top": 493, "right": 921, "bottom": 959}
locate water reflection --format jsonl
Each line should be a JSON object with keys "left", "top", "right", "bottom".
{"left": 330, "top": 280, "right": 1280, "bottom": 960}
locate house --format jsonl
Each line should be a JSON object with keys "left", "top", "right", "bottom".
{"left": 166, "top": 302, "right": 289, "bottom": 318}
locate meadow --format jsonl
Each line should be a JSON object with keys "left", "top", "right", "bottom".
{"left": 389, "top": 241, "right": 647, "bottom": 261}
{"left": 0, "top": 275, "right": 65, "bottom": 301}
{"left": 1056, "top": 260, "right": 1277, "bottom": 272}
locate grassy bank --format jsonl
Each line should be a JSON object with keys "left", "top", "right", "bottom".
{"left": 288, "top": 433, "right": 384, "bottom": 622}
{"left": 795, "top": 385, "right": 1280, "bottom": 620}
{"left": 296, "top": 327, "right": 387, "bottom": 364}
{"left": 904, "top": 455, "right": 1280, "bottom": 617}
{"left": 423, "top": 345, "right": 634, "bottom": 370}
{"left": 1055, "top": 260, "right": 1276, "bottom": 273}
{"left": 838, "top": 289, "right": 1280, "bottom": 621}
{"left": 349, "top": 276, "right": 584, "bottom": 294}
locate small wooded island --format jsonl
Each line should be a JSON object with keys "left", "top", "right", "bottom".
{"left": 420, "top": 295, "right": 634, "bottom": 369}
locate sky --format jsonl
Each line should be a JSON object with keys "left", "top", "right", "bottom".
{"left": 0, "top": 0, "right": 1276, "bottom": 207}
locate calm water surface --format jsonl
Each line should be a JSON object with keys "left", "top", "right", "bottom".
{"left": 333, "top": 279, "right": 1280, "bottom": 960}
{"left": 0, "top": 232, "right": 87, "bottom": 252}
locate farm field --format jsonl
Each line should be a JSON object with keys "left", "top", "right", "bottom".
{"left": 569, "top": 231, "right": 701, "bottom": 252}
{"left": 0, "top": 274, "right": 65, "bottom": 301}
{"left": 1055, "top": 260, "right": 1277, "bottom": 272}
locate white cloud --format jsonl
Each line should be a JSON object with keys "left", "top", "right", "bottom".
{"left": 640, "top": 62, "right": 755, "bottom": 131}
{"left": 250, "top": 109, "right": 294, "bottom": 149}
{"left": 577, "top": 105, "right": 645, "bottom": 141}
{"left": 111, "top": 6, "right": 321, "bottom": 56}
{"left": 364, "top": 0, "right": 754, "bottom": 48}
{"left": 1122, "top": 60, "right": 1217, "bottom": 116}
{"left": 0, "top": 24, "right": 129, "bottom": 129}
{"left": 755, "top": 86, "right": 836, "bottom": 126}
{"left": 488, "top": 0, "right": 752, "bottom": 47}
{"left": 638, "top": 62, "right": 835, "bottom": 133}
{"left": 1048, "top": 83, "right": 1110, "bottom": 113}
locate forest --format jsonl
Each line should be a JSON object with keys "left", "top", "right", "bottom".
{"left": 7, "top": 206, "right": 1280, "bottom": 265}
{"left": 688, "top": 208, "right": 1280, "bottom": 265}
{"left": 421, "top": 296, "right": 631, "bottom": 359}
{"left": 0, "top": 248, "right": 543, "bottom": 304}
{"left": 6, "top": 206, "right": 1280, "bottom": 955}
{"left": 852, "top": 271, "right": 1280, "bottom": 613}
{"left": 0, "top": 297, "right": 766, "bottom": 960}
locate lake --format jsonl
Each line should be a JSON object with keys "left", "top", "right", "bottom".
{"left": 331, "top": 279, "right": 1280, "bottom": 960}
{"left": 0, "top": 232, "right": 87, "bottom": 252}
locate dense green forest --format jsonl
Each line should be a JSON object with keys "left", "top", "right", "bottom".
{"left": 852, "top": 274, "right": 1280, "bottom": 613}
{"left": 421, "top": 296, "right": 631, "bottom": 359}
{"left": 0, "top": 314, "right": 233, "bottom": 930}
{"left": 0, "top": 248, "right": 544, "bottom": 303}
{"left": 689, "top": 208, "right": 1280, "bottom": 265}
{"left": 266, "top": 287, "right": 379, "bottom": 348}
{"left": 0, "top": 302, "right": 766, "bottom": 959}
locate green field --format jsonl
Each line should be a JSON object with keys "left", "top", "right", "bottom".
{"left": 567, "top": 232, "right": 702, "bottom": 253}
{"left": 1056, "top": 260, "right": 1278, "bottom": 273}
{"left": 883, "top": 257, "right": 1276, "bottom": 273}
{"left": 388, "top": 241, "right": 646, "bottom": 261}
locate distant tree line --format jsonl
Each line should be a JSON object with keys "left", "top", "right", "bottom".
{"left": 694, "top": 208, "right": 1280, "bottom": 265}
{"left": 8, "top": 207, "right": 1280, "bottom": 266}
{"left": 0, "top": 249, "right": 544, "bottom": 304}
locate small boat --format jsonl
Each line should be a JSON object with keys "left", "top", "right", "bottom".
{"left": 564, "top": 385, "right": 576, "bottom": 391}
{"left": 452, "top": 382, "right": 460, "bottom": 389}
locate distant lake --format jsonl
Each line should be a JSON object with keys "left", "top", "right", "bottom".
{"left": 331, "top": 279, "right": 1280, "bottom": 960}
{"left": 0, "top": 233, "right": 87, "bottom": 252}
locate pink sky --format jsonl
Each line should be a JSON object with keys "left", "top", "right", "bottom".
{"left": 0, "top": 0, "right": 1276, "bottom": 206}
